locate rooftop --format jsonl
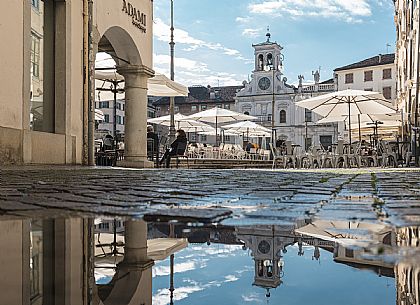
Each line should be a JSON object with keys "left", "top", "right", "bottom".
{"left": 153, "top": 85, "right": 244, "bottom": 106}
{"left": 334, "top": 53, "right": 395, "bottom": 72}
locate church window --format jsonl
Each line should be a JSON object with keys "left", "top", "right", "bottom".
{"left": 261, "top": 104, "right": 268, "bottom": 115}
{"left": 280, "top": 110, "right": 287, "bottom": 123}
{"left": 257, "top": 261, "right": 264, "bottom": 277}
{"left": 258, "top": 54, "right": 264, "bottom": 71}
{"left": 305, "top": 109, "right": 312, "bottom": 122}
{"left": 266, "top": 265, "right": 273, "bottom": 278}
{"left": 267, "top": 53, "right": 273, "bottom": 69}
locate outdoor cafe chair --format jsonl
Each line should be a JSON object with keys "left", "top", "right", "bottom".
{"left": 377, "top": 141, "right": 398, "bottom": 167}
{"left": 284, "top": 141, "right": 297, "bottom": 168}
{"left": 173, "top": 141, "right": 189, "bottom": 169}
{"left": 319, "top": 147, "right": 334, "bottom": 168}
{"left": 269, "top": 143, "right": 284, "bottom": 169}
{"left": 233, "top": 144, "right": 247, "bottom": 160}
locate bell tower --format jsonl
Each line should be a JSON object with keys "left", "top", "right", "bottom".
{"left": 236, "top": 226, "right": 293, "bottom": 292}
{"left": 252, "top": 28, "right": 284, "bottom": 93}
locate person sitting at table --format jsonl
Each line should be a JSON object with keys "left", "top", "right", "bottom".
{"left": 159, "top": 129, "right": 187, "bottom": 168}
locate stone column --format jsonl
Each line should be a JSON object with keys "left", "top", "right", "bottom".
{"left": 103, "top": 220, "right": 154, "bottom": 305}
{"left": 117, "top": 65, "right": 154, "bottom": 168}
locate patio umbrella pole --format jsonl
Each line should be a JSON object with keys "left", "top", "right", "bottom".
{"left": 348, "top": 96, "right": 352, "bottom": 153}
{"left": 215, "top": 116, "right": 218, "bottom": 146}
{"left": 358, "top": 114, "right": 361, "bottom": 143}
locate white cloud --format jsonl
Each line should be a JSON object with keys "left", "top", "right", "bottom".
{"left": 153, "top": 53, "right": 247, "bottom": 87}
{"left": 247, "top": 0, "right": 372, "bottom": 23}
{"left": 242, "top": 292, "right": 264, "bottom": 303}
{"left": 153, "top": 18, "right": 247, "bottom": 60}
{"left": 236, "top": 16, "right": 252, "bottom": 23}
{"left": 153, "top": 259, "right": 208, "bottom": 277}
{"left": 224, "top": 275, "right": 239, "bottom": 282}
{"left": 153, "top": 285, "right": 204, "bottom": 305}
{"left": 242, "top": 29, "right": 261, "bottom": 38}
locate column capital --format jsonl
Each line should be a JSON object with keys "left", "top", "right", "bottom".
{"left": 117, "top": 65, "right": 155, "bottom": 78}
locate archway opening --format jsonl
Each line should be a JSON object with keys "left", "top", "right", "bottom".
{"left": 94, "top": 26, "right": 143, "bottom": 164}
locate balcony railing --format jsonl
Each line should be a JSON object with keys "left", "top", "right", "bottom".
{"left": 302, "top": 83, "right": 335, "bottom": 92}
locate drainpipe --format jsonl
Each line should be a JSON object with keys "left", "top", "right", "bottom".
{"left": 88, "top": 0, "right": 95, "bottom": 166}
{"left": 82, "top": 0, "right": 89, "bottom": 165}
{"left": 414, "top": 10, "right": 420, "bottom": 166}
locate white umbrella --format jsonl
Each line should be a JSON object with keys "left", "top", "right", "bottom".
{"left": 317, "top": 113, "right": 403, "bottom": 143}
{"left": 198, "top": 128, "right": 240, "bottom": 136}
{"left": 148, "top": 74, "right": 189, "bottom": 97}
{"left": 317, "top": 113, "right": 404, "bottom": 127}
{"left": 223, "top": 120, "right": 271, "bottom": 140}
{"left": 183, "top": 108, "right": 256, "bottom": 145}
{"left": 148, "top": 113, "right": 213, "bottom": 131}
{"left": 95, "top": 71, "right": 188, "bottom": 97}
{"left": 296, "top": 89, "right": 396, "bottom": 145}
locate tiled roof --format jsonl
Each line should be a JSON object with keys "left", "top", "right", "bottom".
{"left": 334, "top": 53, "right": 395, "bottom": 72}
{"left": 152, "top": 85, "right": 244, "bottom": 106}
{"left": 320, "top": 78, "right": 334, "bottom": 84}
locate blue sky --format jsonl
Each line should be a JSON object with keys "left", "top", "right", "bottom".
{"left": 153, "top": 0, "right": 395, "bottom": 87}
{"left": 151, "top": 243, "right": 394, "bottom": 305}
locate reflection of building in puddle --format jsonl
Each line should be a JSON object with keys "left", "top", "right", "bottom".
{"left": 236, "top": 225, "right": 294, "bottom": 293}
{"left": 0, "top": 217, "right": 188, "bottom": 305}
{"left": 30, "top": 220, "right": 43, "bottom": 305}
{"left": 93, "top": 218, "right": 188, "bottom": 305}
{"left": 1, "top": 216, "right": 419, "bottom": 305}
{"left": 150, "top": 221, "right": 335, "bottom": 299}
{"left": 395, "top": 226, "right": 420, "bottom": 305}
{"left": 296, "top": 219, "right": 396, "bottom": 276}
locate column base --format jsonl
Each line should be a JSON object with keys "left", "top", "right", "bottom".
{"left": 117, "top": 159, "right": 154, "bottom": 169}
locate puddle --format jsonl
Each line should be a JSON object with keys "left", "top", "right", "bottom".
{"left": 3, "top": 214, "right": 418, "bottom": 305}
{"left": 1, "top": 168, "right": 420, "bottom": 304}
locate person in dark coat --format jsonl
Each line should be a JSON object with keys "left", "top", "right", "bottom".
{"left": 159, "top": 129, "right": 188, "bottom": 168}
{"left": 147, "top": 125, "right": 159, "bottom": 164}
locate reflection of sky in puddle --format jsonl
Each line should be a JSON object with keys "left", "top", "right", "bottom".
{"left": 151, "top": 243, "right": 394, "bottom": 305}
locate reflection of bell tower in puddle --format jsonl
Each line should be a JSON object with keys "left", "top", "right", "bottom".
{"left": 236, "top": 225, "right": 295, "bottom": 296}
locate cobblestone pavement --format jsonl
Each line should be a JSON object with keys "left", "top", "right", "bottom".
{"left": 0, "top": 167, "right": 419, "bottom": 227}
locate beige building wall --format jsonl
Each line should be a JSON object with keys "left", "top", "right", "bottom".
{"left": 395, "top": 0, "right": 419, "bottom": 123}
{"left": 0, "top": 0, "right": 154, "bottom": 165}
{"left": 0, "top": 1, "right": 25, "bottom": 130}
{"left": 335, "top": 63, "right": 397, "bottom": 103}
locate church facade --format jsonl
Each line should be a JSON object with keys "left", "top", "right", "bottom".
{"left": 235, "top": 33, "right": 338, "bottom": 150}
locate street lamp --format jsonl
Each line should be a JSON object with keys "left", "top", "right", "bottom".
{"left": 169, "top": 0, "right": 176, "bottom": 142}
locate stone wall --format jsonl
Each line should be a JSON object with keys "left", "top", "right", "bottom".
{"left": 0, "top": 127, "right": 23, "bottom": 165}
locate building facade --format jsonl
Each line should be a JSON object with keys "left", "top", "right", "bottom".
{"left": 395, "top": 0, "right": 419, "bottom": 118}
{"left": 334, "top": 54, "right": 397, "bottom": 102}
{"left": 153, "top": 85, "right": 243, "bottom": 144}
{"left": 394, "top": 0, "right": 420, "bottom": 164}
{"left": 235, "top": 33, "right": 337, "bottom": 150}
{"left": 0, "top": 0, "right": 154, "bottom": 167}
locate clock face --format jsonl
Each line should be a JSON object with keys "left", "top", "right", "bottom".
{"left": 258, "top": 77, "right": 271, "bottom": 90}
{"left": 258, "top": 240, "right": 271, "bottom": 254}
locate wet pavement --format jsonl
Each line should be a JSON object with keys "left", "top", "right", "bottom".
{"left": 1, "top": 166, "right": 420, "bottom": 305}
{"left": 1, "top": 167, "right": 420, "bottom": 227}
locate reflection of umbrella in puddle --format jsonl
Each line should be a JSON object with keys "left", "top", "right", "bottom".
{"left": 295, "top": 220, "right": 390, "bottom": 246}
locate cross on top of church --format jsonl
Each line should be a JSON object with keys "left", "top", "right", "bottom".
{"left": 266, "top": 26, "right": 271, "bottom": 42}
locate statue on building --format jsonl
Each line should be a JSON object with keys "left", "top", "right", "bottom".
{"left": 298, "top": 75, "right": 304, "bottom": 88}
{"left": 312, "top": 69, "right": 320, "bottom": 84}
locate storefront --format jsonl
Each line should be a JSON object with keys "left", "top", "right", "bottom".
{"left": 0, "top": 0, "right": 154, "bottom": 166}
